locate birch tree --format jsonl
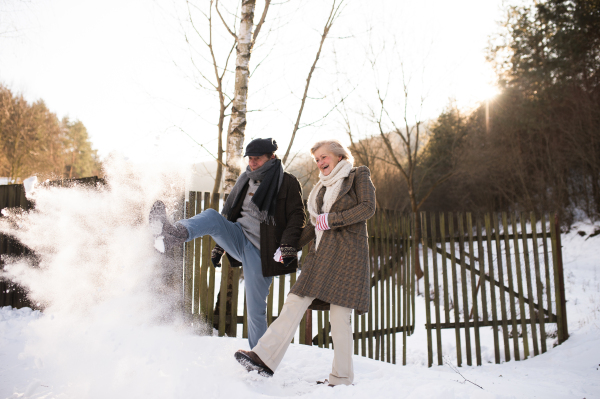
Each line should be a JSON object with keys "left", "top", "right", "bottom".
{"left": 221, "top": 0, "right": 271, "bottom": 193}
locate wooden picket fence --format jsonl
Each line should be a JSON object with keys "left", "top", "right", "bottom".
{"left": 420, "top": 212, "right": 568, "bottom": 367}
{"left": 184, "top": 194, "right": 568, "bottom": 367}
{"left": 183, "top": 192, "right": 417, "bottom": 364}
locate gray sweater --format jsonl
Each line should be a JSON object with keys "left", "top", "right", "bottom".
{"left": 236, "top": 179, "right": 262, "bottom": 249}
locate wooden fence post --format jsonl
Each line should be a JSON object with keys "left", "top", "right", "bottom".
{"left": 530, "top": 212, "right": 548, "bottom": 354}
{"left": 552, "top": 213, "right": 569, "bottom": 344}
{"left": 430, "top": 212, "right": 443, "bottom": 366}
{"left": 192, "top": 193, "right": 202, "bottom": 327}
{"left": 305, "top": 309, "right": 313, "bottom": 346}
{"left": 420, "top": 212, "right": 433, "bottom": 368}
{"left": 485, "top": 213, "right": 501, "bottom": 364}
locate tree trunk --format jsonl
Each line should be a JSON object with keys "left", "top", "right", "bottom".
{"left": 409, "top": 186, "right": 424, "bottom": 281}
{"left": 219, "top": 0, "right": 258, "bottom": 333}
{"left": 212, "top": 99, "right": 226, "bottom": 196}
{"left": 223, "top": 0, "right": 256, "bottom": 194}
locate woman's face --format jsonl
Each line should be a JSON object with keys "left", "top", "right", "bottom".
{"left": 313, "top": 146, "right": 343, "bottom": 176}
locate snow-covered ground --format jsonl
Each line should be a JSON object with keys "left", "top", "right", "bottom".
{"left": 0, "top": 161, "right": 599, "bottom": 398}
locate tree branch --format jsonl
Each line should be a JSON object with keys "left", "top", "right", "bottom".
{"left": 176, "top": 126, "right": 228, "bottom": 168}
{"left": 282, "top": 0, "right": 345, "bottom": 165}
{"left": 416, "top": 171, "right": 455, "bottom": 210}
{"left": 215, "top": 0, "right": 238, "bottom": 41}
{"left": 378, "top": 118, "right": 409, "bottom": 180}
{"left": 251, "top": 0, "right": 271, "bottom": 48}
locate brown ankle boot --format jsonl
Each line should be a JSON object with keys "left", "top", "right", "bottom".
{"left": 234, "top": 350, "right": 274, "bottom": 377}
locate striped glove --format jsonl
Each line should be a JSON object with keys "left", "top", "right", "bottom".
{"left": 315, "top": 213, "right": 330, "bottom": 231}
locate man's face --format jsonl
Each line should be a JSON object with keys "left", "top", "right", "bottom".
{"left": 248, "top": 154, "right": 274, "bottom": 171}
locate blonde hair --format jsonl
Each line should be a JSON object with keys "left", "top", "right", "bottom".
{"left": 310, "top": 139, "right": 354, "bottom": 165}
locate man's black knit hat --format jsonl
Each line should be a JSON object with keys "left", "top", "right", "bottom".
{"left": 244, "top": 138, "right": 278, "bottom": 157}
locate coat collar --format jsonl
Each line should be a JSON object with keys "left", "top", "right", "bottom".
{"left": 315, "top": 167, "right": 356, "bottom": 213}
{"left": 331, "top": 167, "right": 356, "bottom": 210}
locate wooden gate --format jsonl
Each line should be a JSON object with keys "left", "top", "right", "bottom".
{"left": 420, "top": 212, "right": 568, "bottom": 367}
{"left": 183, "top": 193, "right": 417, "bottom": 364}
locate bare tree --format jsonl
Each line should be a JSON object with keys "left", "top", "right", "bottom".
{"left": 374, "top": 81, "right": 454, "bottom": 220}
{"left": 180, "top": 0, "right": 237, "bottom": 196}
{"left": 346, "top": 49, "right": 455, "bottom": 279}
{"left": 281, "top": 0, "right": 346, "bottom": 166}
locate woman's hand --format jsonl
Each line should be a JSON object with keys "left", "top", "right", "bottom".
{"left": 315, "top": 213, "right": 330, "bottom": 231}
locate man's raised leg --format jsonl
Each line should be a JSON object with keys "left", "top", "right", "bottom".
{"left": 177, "top": 208, "right": 246, "bottom": 261}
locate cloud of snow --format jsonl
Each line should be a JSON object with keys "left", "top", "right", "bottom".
{"left": 23, "top": 176, "right": 38, "bottom": 196}
{"left": 0, "top": 155, "right": 207, "bottom": 397}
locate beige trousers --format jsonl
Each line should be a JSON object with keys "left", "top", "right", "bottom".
{"left": 252, "top": 293, "right": 354, "bottom": 385}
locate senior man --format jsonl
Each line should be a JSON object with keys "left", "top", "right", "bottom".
{"left": 150, "top": 138, "right": 305, "bottom": 348}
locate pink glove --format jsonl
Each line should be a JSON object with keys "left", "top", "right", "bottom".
{"left": 315, "top": 213, "right": 330, "bottom": 231}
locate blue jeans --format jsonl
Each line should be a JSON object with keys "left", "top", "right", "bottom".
{"left": 178, "top": 208, "right": 272, "bottom": 349}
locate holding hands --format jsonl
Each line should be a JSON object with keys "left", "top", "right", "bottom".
{"left": 271, "top": 213, "right": 329, "bottom": 267}
{"left": 273, "top": 244, "right": 297, "bottom": 267}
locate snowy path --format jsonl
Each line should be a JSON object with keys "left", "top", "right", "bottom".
{"left": 1, "top": 304, "right": 599, "bottom": 398}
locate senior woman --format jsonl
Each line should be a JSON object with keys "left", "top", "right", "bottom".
{"left": 234, "top": 139, "right": 376, "bottom": 386}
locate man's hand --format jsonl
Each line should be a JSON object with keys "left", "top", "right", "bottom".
{"left": 211, "top": 244, "right": 225, "bottom": 268}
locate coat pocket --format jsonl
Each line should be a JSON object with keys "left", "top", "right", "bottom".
{"left": 345, "top": 222, "right": 368, "bottom": 237}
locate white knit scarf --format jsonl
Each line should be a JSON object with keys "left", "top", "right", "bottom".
{"left": 307, "top": 160, "right": 353, "bottom": 250}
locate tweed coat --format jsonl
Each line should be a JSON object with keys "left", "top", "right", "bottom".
{"left": 290, "top": 165, "right": 376, "bottom": 314}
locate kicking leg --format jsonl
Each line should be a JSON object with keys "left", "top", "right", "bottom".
{"left": 177, "top": 208, "right": 246, "bottom": 261}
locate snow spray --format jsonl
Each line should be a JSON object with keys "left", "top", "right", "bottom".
{"left": 0, "top": 156, "right": 210, "bottom": 397}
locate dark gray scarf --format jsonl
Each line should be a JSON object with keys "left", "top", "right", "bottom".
{"left": 221, "top": 158, "right": 284, "bottom": 225}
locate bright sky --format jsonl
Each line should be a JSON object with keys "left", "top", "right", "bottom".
{"left": 0, "top": 0, "right": 505, "bottom": 165}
